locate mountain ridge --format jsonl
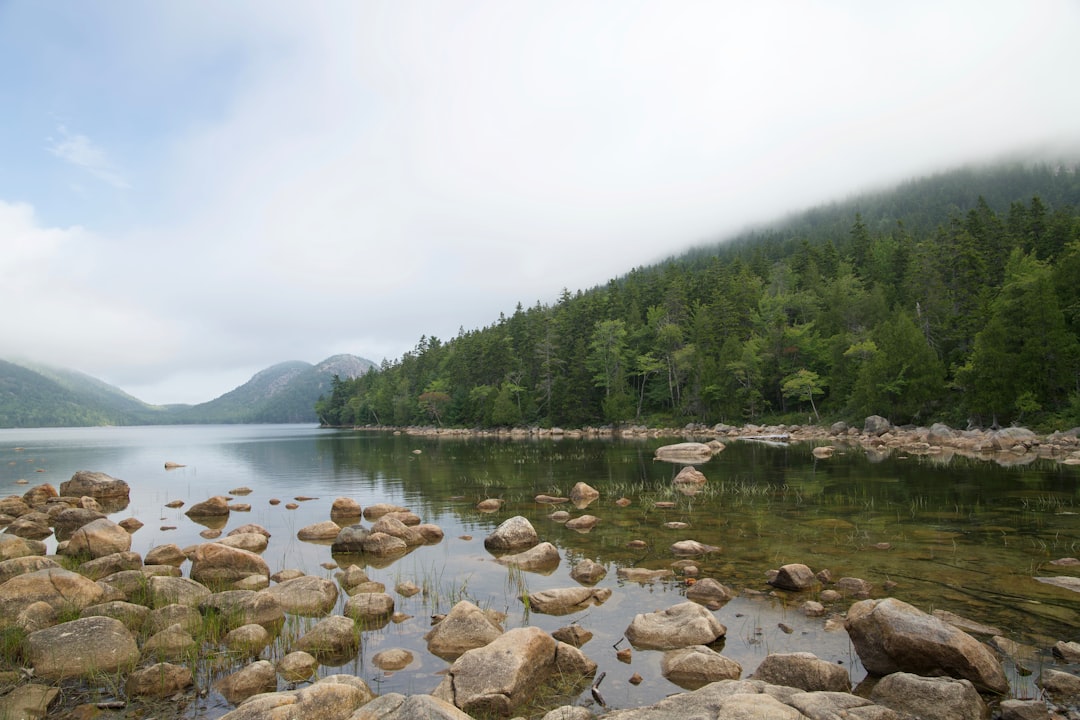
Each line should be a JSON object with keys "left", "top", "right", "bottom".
{"left": 0, "top": 354, "right": 375, "bottom": 428}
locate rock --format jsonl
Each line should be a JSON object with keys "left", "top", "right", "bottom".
{"left": 224, "top": 623, "right": 273, "bottom": 655}
{"left": 931, "top": 609, "right": 1003, "bottom": 636}
{"left": 146, "top": 603, "right": 203, "bottom": 634}
{"left": 363, "top": 503, "right": 409, "bottom": 520}
{"left": 662, "top": 645, "right": 742, "bottom": 689}
{"left": 535, "top": 494, "right": 568, "bottom": 504}
{"left": 433, "top": 626, "right": 589, "bottom": 717}
{"left": 991, "top": 427, "right": 1037, "bottom": 451}
{"left": 215, "top": 659, "right": 278, "bottom": 705}
{"left": 216, "top": 532, "right": 268, "bottom": 553}
{"left": 199, "top": 589, "right": 285, "bottom": 629}
{"left": 277, "top": 650, "right": 318, "bottom": 682}
{"left": 495, "top": 541, "right": 561, "bottom": 572}
{"left": 297, "top": 520, "right": 344, "bottom": 542}
{"left": 295, "top": 615, "right": 361, "bottom": 663}
{"left": 217, "top": 675, "right": 375, "bottom": 720}
{"left": 335, "top": 564, "right": 372, "bottom": 591}
{"left": 60, "top": 471, "right": 130, "bottom": 499}
{"left": 654, "top": 442, "right": 714, "bottom": 461}
{"left": 147, "top": 575, "right": 212, "bottom": 608}
{"left": 870, "top": 672, "right": 988, "bottom": 720}
{"left": 525, "top": 587, "right": 612, "bottom": 615}
{"left": 685, "top": 577, "right": 735, "bottom": 609}
{"left": 25, "top": 615, "right": 138, "bottom": 679}
{"left": 264, "top": 575, "right": 339, "bottom": 616}
{"left": 145, "top": 543, "right": 187, "bottom": 567}
{"left": 475, "top": 498, "right": 503, "bottom": 512}
{"left": 330, "top": 525, "right": 370, "bottom": 553}
{"left": 569, "top": 559, "right": 606, "bottom": 585}
{"left": 184, "top": 495, "right": 231, "bottom": 517}
{"left": 344, "top": 592, "right": 395, "bottom": 627}
{"left": 118, "top": 517, "right": 144, "bottom": 532}
{"left": 0, "top": 555, "right": 59, "bottom": 585}
{"left": 80, "top": 600, "right": 149, "bottom": 631}
{"left": 4, "top": 516, "right": 52, "bottom": 540}
{"left": 845, "top": 597, "right": 1009, "bottom": 694}
{"left": 15, "top": 601, "right": 56, "bottom": 633}
{"left": 552, "top": 624, "right": 593, "bottom": 648}
{"left": 126, "top": 662, "right": 193, "bottom": 698}
{"left": 1037, "top": 668, "right": 1080, "bottom": 702}
{"left": 750, "top": 651, "right": 850, "bottom": 692}
{"left": 673, "top": 466, "right": 707, "bottom": 486}
{"left": 373, "top": 648, "right": 414, "bottom": 671}
{"left": 625, "top": 601, "right": 726, "bottom": 649}
{"left": 812, "top": 445, "right": 835, "bottom": 458}
{"left": 51, "top": 507, "right": 105, "bottom": 541}
{"left": 863, "top": 415, "right": 891, "bottom": 436}
{"left": 61, "top": 518, "right": 132, "bottom": 559}
{"left": 1053, "top": 640, "right": 1080, "bottom": 663}
{"left": 331, "top": 496, "right": 362, "bottom": 518}
{"left": 484, "top": 515, "right": 540, "bottom": 554}
{"left": 928, "top": 423, "right": 957, "bottom": 445}
{"left": 0, "top": 568, "right": 103, "bottom": 627}
{"left": 670, "top": 539, "right": 720, "bottom": 556}
{"left": 142, "top": 623, "right": 198, "bottom": 661}
{"left": 395, "top": 580, "right": 421, "bottom": 597}
{"left": 568, "top": 482, "right": 599, "bottom": 508}
{"left": 617, "top": 567, "right": 674, "bottom": 583}
{"left": 769, "top": 563, "right": 818, "bottom": 590}
{"left": 348, "top": 693, "right": 474, "bottom": 720}
{"left": 190, "top": 542, "right": 269, "bottom": 588}
{"left": 0, "top": 533, "right": 46, "bottom": 561}
{"left": 999, "top": 699, "right": 1052, "bottom": 720}
{"left": 0, "top": 683, "right": 59, "bottom": 719}
{"left": 76, "top": 550, "right": 142, "bottom": 580}
{"left": 564, "top": 514, "right": 599, "bottom": 531}
{"left": 425, "top": 600, "right": 505, "bottom": 660}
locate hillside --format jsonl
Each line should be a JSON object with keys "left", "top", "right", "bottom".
{"left": 0, "top": 354, "right": 375, "bottom": 428}
{"left": 317, "top": 158, "right": 1080, "bottom": 431}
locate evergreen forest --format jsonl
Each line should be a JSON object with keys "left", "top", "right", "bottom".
{"left": 316, "top": 161, "right": 1080, "bottom": 432}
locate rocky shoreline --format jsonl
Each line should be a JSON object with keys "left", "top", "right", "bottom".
{"left": 1, "top": 426, "right": 1079, "bottom": 719}
{"left": 360, "top": 415, "right": 1080, "bottom": 467}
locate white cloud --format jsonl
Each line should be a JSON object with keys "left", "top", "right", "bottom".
{"left": 46, "top": 125, "right": 130, "bottom": 189}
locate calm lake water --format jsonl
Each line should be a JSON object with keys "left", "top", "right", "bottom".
{"left": 1, "top": 424, "right": 1079, "bottom": 716}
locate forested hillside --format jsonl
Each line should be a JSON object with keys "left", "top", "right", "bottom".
{"left": 316, "top": 161, "right": 1080, "bottom": 431}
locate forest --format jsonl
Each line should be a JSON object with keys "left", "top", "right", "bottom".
{"left": 316, "top": 161, "right": 1080, "bottom": 432}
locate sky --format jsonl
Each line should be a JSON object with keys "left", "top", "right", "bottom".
{"left": 2, "top": 1, "right": 1079, "bottom": 405}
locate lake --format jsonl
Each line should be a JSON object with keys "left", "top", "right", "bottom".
{"left": 1, "top": 424, "right": 1078, "bottom": 716}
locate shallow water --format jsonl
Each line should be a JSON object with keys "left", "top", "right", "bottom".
{"left": 1, "top": 425, "right": 1078, "bottom": 715}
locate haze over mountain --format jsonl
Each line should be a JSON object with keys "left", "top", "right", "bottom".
{"left": 0, "top": 354, "right": 373, "bottom": 428}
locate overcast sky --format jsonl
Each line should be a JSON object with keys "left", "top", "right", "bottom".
{"left": 2, "top": 1, "right": 1078, "bottom": 405}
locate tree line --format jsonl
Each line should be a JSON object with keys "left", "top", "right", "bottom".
{"left": 317, "top": 162, "right": 1080, "bottom": 431}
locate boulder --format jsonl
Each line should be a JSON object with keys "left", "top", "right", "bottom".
{"left": 348, "top": 693, "right": 474, "bottom": 720}
{"left": 295, "top": 615, "right": 361, "bottom": 664}
{"left": 126, "top": 662, "right": 193, "bottom": 699}
{"left": 264, "top": 575, "right": 339, "bottom": 616}
{"left": 0, "top": 534, "right": 46, "bottom": 561}
{"left": 495, "top": 541, "right": 561, "bottom": 573}
{"left": 750, "top": 651, "right": 851, "bottom": 692}
{"left": 142, "top": 623, "right": 198, "bottom": 661}
{"left": 61, "top": 518, "right": 132, "bottom": 559}
{"left": 1037, "top": 668, "right": 1080, "bottom": 702}
{"left": 330, "top": 496, "right": 363, "bottom": 519}
{"left": 362, "top": 531, "right": 409, "bottom": 558}
{"left": 297, "top": 520, "right": 343, "bottom": 542}
{"left": 59, "top": 471, "right": 130, "bottom": 499}
{"left": 372, "top": 648, "right": 414, "bottom": 671}
{"left": 654, "top": 443, "right": 714, "bottom": 461}
{"left": 80, "top": 600, "right": 149, "bottom": 631}
{"left": 670, "top": 540, "right": 720, "bottom": 556}
{"left": 198, "top": 589, "right": 285, "bottom": 630}
{"left": 525, "top": 587, "right": 612, "bottom": 615}
{"left": 569, "top": 558, "right": 606, "bottom": 585}
{"left": 0, "top": 683, "right": 59, "bottom": 719}
{"left": 769, "top": 563, "right": 818, "bottom": 591}
{"left": 76, "top": 550, "right": 142, "bottom": 580}
{"left": 0, "top": 568, "right": 103, "bottom": 627}
{"left": 145, "top": 543, "right": 187, "bottom": 567}
{"left": 277, "top": 650, "right": 318, "bottom": 682}
{"left": 147, "top": 575, "right": 212, "bottom": 608}
{"left": 216, "top": 532, "right": 269, "bottom": 553}
{"left": 363, "top": 503, "right": 409, "bottom": 520}
{"left": 223, "top": 623, "right": 273, "bottom": 655}
{"left": 52, "top": 507, "right": 106, "bottom": 540}
{"left": 568, "top": 482, "right": 599, "bottom": 508}
{"left": 551, "top": 625, "right": 592, "bottom": 648}
{"left": 673, "top": 466, "right": 707, "bottom": 487}
{"left": 433, "top": 626, "right": 591, "bottom": 717}
{"left": 190, "top": 542, "right": 269, "bottom": 588}
{"left": 217, "top": 675, "right": 375, "bottom": 720}
{"left": 483, "top": 515, "right": 540, "bottom": 554}
{"left": 625, "top": 601, "right": 726, "bottom": 649}
{"left": 845, "top": 597, "right": 1009, "bottom": 694}
{"left": 685, "top": 577, "right": 735, "bottom": 609}
{"left": 425, "top": 600, "right": 505, "bottom": 660}
{"left": 344, "top": 592, "right": 395, "bottom": 626}
{"left": 214, "top": 659, "right": 278, "bottom": 705}
{"left": 661, "top": 645, "right": 742, "bottom": 689}
{"left": 184, "top": 495, "right": 231, "bottom": 517}
{"left": 863, "top": 415, "right": 891, "bottom": 436}
{"left": 25, "top": 615, "right": 138, "bottom": 679}
{"left": 0, "top": 555, "right": 59, "bottom": 585}
{"left": 4, "top": 516, "right": 52, "bottom": 540}
{"left": 928, "top": 423, "right": 957, "bottom": 446}
{"left": 331, "top": 525, "right": 370, "bottom": 554}
{"left": 870, "top": 672, "right": 988, "bottom": 720}
{"left": 146, "top": 603, "right": 203, "bottom": 634}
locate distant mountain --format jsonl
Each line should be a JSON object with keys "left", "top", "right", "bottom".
{"left": 0, "top": 354, "right": 375, "bottom": 428}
